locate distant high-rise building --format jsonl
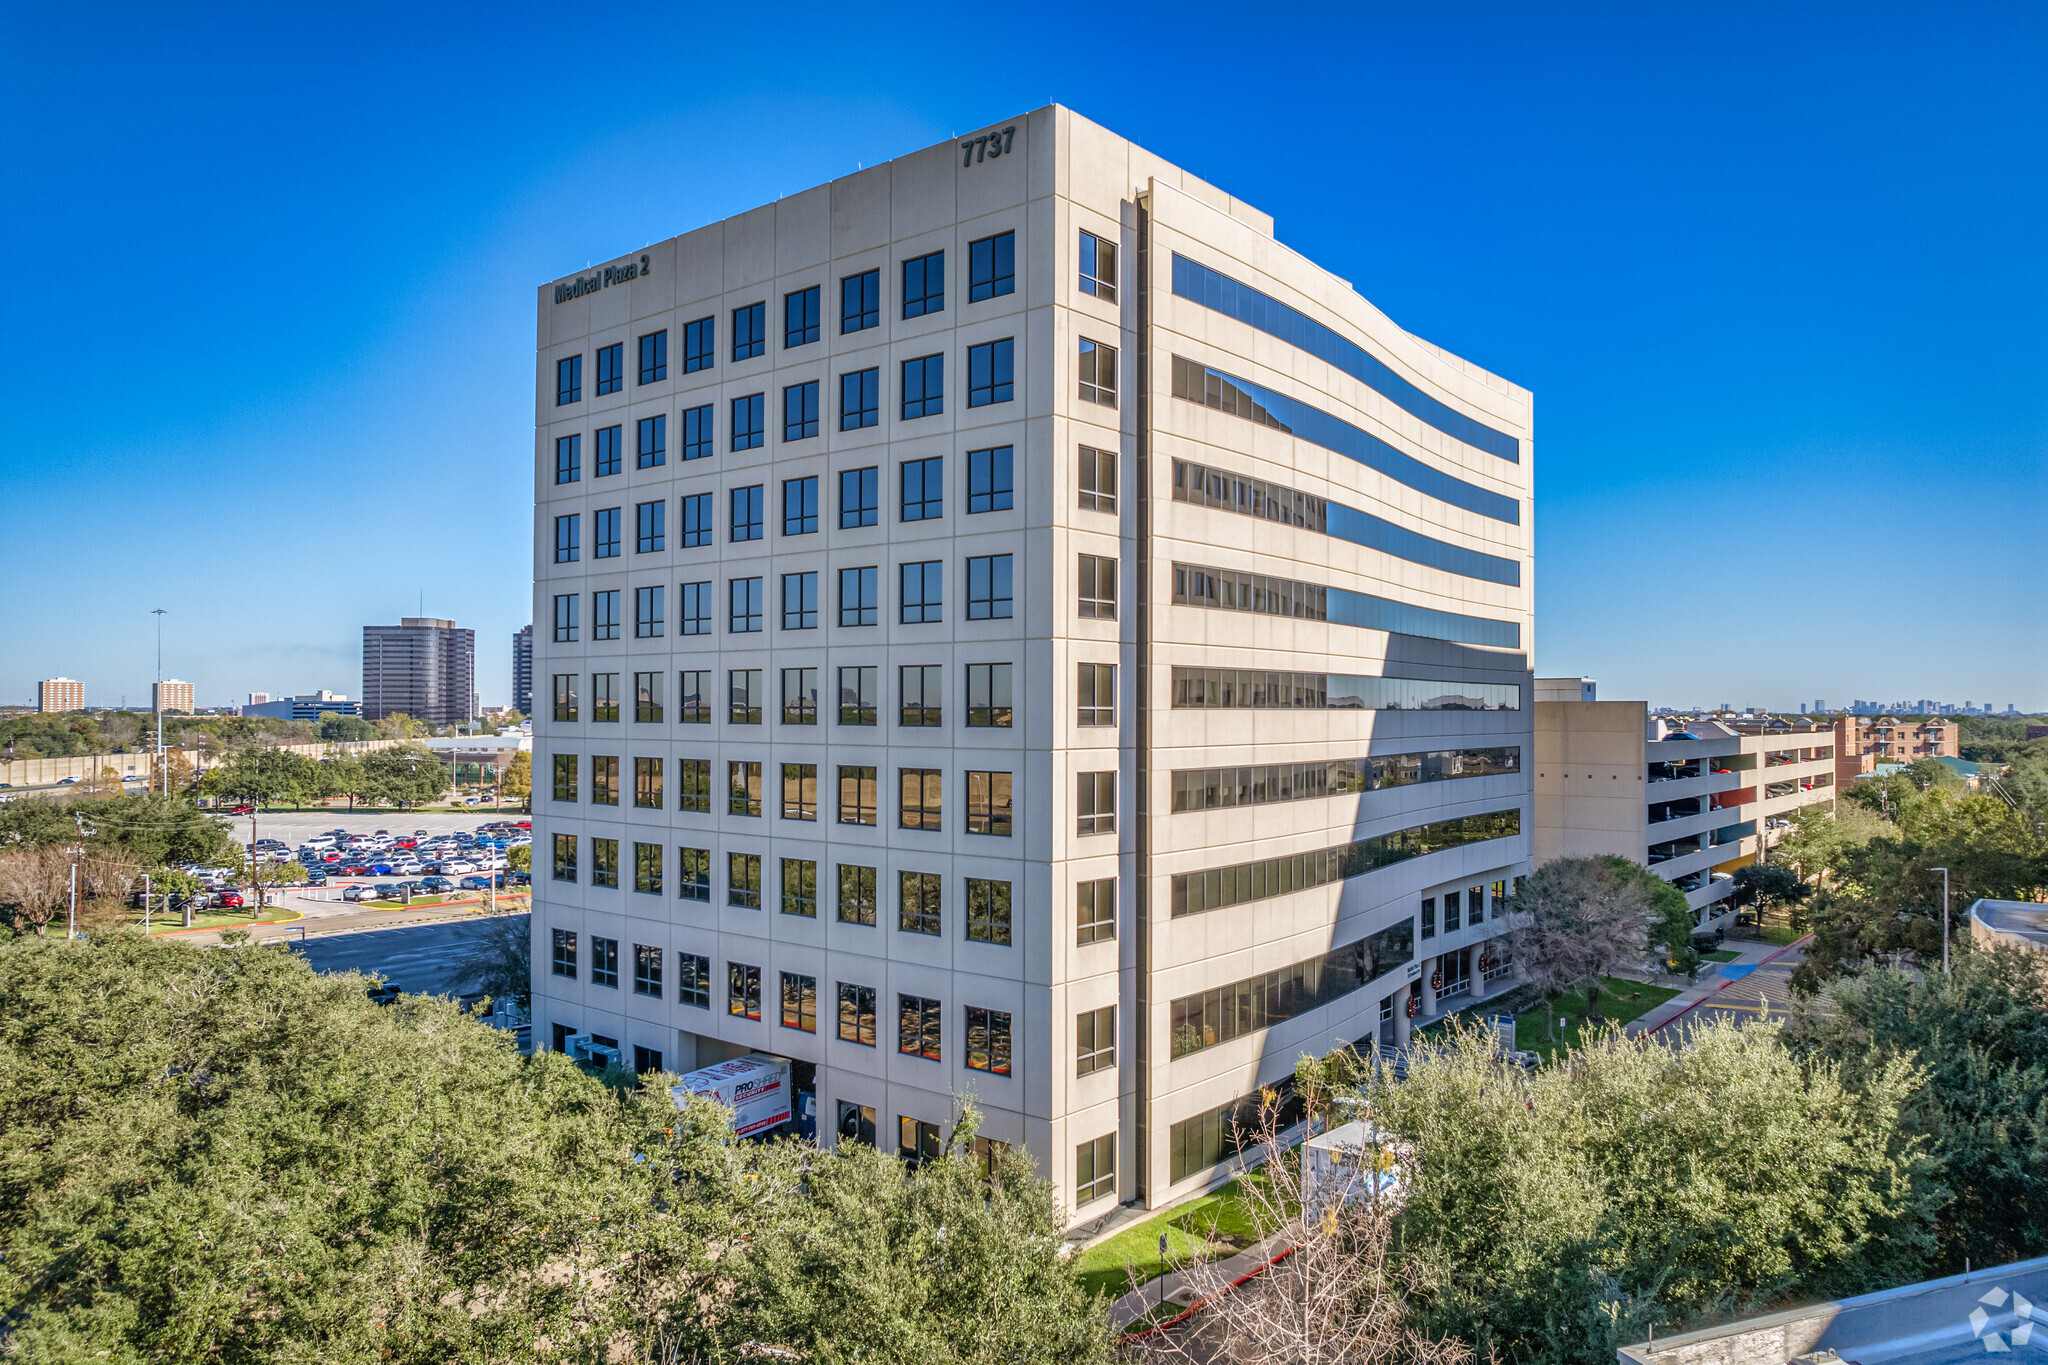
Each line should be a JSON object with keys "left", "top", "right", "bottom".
{"left": 1814, "top": 699, "right": 1825, "bottom": 714}
{"left": 512, "top": 625, "right": 533, "bottom": 716}
{"left": 363, "top": 617, "right": 475, "bottom": 725}
{"left": 242, "top": 690, "right": 361, "bottom": 721}
{"left": 153, "top": 680, "right": 194, "bottom": 714}
{"left": 37, "top": 678, "right": 83, "bottom": 713}
{"left": 249, "top": 692, "right": 272, "bottom": 705}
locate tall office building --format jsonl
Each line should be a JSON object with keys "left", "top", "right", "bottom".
{"left": 363, "top": 617, "right": 475, "bottom": 725}
{"left": 38, "top": 678, "right": 84, "bottom": 713}
{"left": 513, "top": 625, "right": 535, "bottom": 716}
{"left": 152, "top": 680, "right": 194, "bottom": 714}
{"left": 529, "top": 108, "right": 1533, "bottom": 1222}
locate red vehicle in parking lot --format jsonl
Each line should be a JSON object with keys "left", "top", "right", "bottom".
{"left": 226, "top": 805, "right": 254, "bottom": 816}
{"left": 340, "top": 863, "right": 369, "bottom": 876}
{"left": 216, "top": 891, "right": 246, "bottom": 909}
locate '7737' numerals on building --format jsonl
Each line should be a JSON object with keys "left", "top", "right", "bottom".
{"left": 961, "top": 126, "right": 1017, "bottom": 166}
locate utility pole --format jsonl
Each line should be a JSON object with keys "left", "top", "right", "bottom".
{"left": 152, "top": 609, "right": 167, "bottom": 795}
{"left": 143, "top": 872, "right": 152, "bottom": 935}
{"left": 68, "top": 859, "right": 77, "bottom": 940}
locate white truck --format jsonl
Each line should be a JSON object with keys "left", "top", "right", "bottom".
{"left": 672, "top": 1054, "right": 791, "bottom": 1138}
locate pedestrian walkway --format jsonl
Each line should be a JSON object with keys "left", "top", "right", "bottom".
{"left": 1106, "top": 1228, "right": 1294, "bottom": 1332}
{"left": 1626, "top": 935, "right": 1807, "bottom": 1036}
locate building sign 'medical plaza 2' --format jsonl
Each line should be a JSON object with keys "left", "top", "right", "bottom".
{"left": 554, "top": 254, "right": 650, "bottom": 304}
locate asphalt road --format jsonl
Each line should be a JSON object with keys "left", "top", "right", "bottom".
{"left": 1661, "top": 945, "right": 1802, "bottom": 1035}
{"left": 289, "top": 914, "right": 527, "bottom": 996}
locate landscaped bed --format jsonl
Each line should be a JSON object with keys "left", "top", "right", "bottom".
{"left": 1071, "top": 1173, "right": 1275, "bottom": 1301}
{"left": 1514, "top": 976, "right": 1680, "bottom": 1059}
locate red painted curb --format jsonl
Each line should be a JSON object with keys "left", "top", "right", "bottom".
{"left": 1119, "top": 1244, "right": 1299, "bottom": 1340}
{"left": 1643, "top": 934, "right": 1812, "bottom": 1036}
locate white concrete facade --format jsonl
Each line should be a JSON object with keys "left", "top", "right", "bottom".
{"left": 529, "top": 106, "right": 1534, "bottom": 1224}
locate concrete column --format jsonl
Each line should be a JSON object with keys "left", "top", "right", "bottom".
{"left": 1394, "top": 984, "right": 1413, "bottom": 1047}
{"left": 1417, "top": 955, "right": 1438, "bottom": 1016}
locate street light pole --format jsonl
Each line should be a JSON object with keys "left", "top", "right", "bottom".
{"left": 152, "top": 609, "right": 166, "bottom": 795}
{"left": 1930, "top": 867, "right": 1950, "bottom": 974}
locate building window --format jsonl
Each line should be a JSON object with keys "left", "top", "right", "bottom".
{"left": 1469, "top": 885, "right": 1486, "bottom": 929}
{"left": 781, "top": 764, "right": 818, "bottom": 822}
{"left": 780, "top": 972, "right": 818, "bottom": 1032}
{"left": 679, "top": 669, "right": 711, "bottom": 724}
{"left": 683, "top": 316, "right": 714, "bottom": 373}
{"left": 968, "top": 230, "right": 1015, "bottom": 302}
{"left": 966, "top": 878, "right": 1012, "bottom": 945}
{"left": 680, "top": 581, "right": 712, "bottom": 636}
{"left": 967, "top": 338, "right": 1014, "bottom": 407}
{"left": 637, "top": 414, "right": 666, "bottom": 468}
{"left": 783, "top": 382, "right": 819, "bottom": 441}
{"left": 589, "top": 935, "right": 619, "bottom": 987}
{"left": 1078, "top": 339, "right": 1117, "bottom": 406}
{"left": 1077, "top": 878, "right": 1116, "bottom": 944}
{"left": 728, "top": 854, "right": 762, "bottom": 910}
{"left": 902, "top": 250, "right": 944, "bottom": 318}
{"left": 1078, "top": 445, "right": 1117, "bottom": 511}
{"left": 634, "top": 670, "right": 664, "bottom": 722}
{"left": 555, "top": 433, "right": 581, "bottom": 484}
{"left": 1077, "top": 1005, "right": 1116, "bottom": 1076}
{"left": 591, "top": 673, "right": 620, "bottom": 723}
{"left": 591, "top": 755, "right": 619, "bottom": 805}
{"left": 679, "top": 848, "right": 711, "bottom": 902}
{"left": 899, "top": 994, "right": 942, "bottom": 1060}
{"left": 901, "top": 354, "right": 943, "bottom": 420}
{"left": 967, "top": 446, "right": 1013, "bottom": 513}
{"left": 842, "top": 269, "right": 879, "bottom": 333}
{"left": 965, "top": 1007, "right": 1011, "bottom": 1075}
{"left": 728, "top": 669, "right": 762, "bottom": 724}
{"left": 556, "top": 354, "right": 582, "bottom": 405}
{"left": 1078, "top": 772, "right": 1116, "bottom": 835}
{"left": 728, "top": 962, "right": 762, "bottom": 1018}
{"left": 550, "top": 928, "right": 577, "bottom": 978}
{"left": 900, "top": 561, "right": 942, "bottom": 624}
{"left": 551, "top": 753, "right": 578, "bottom": 803}
{"left": 780, "top": 667, "right": 818, "bottom": 725}
{"left": 838, "top": 865, "right": 877, "bottom": 925}
{"left": 636, "top": 500, "right": 665, "bottom": 553}
{"left": 638, "top": 329, "right": 667, "bottom": 384}
{"left": 780, "top": 572, "right": 818, "bottom": 630}
{"left": 596, "top": 343, "right": 623, "bottom": 396}
{"left": 840, "top": 368, "right": 879, "bottom": 430}
{"left": 729, "top": 485, "right": 763, "bottom": 541}
{"left": 900, "top": 770, "right": 942, "bottom": 832}
{"left": 595, "top": 424, "right": 622, "bottom": 476}
{"left": 634, "top": 756, "right": 663, "bottom": 810}
{"left": 967, "top": 662, "right": 1013, "bottom": 727}
{"left": 900, "top": 665, "right": 943, "bottom": 727}
{"left": 1077, "top": 663, "right": 1116, "bottom": 726}
{"left": 780, "top": 859, "right": 817, "bottom": 917}
{"left": 966, "top": 771, "right": 1013, "bottom": 837}
{"left": 552, "top": 833, "right": 577, "bottom": 882}
{"left": 905, "top": 871, "right": 942, "bottom": 933}
{"left": 732, "top": 394, "right": 764, "bottom": 451}
{"left": 784, "top": 286, "right": 820, "bottom": 348}
{"left": 1443, "top": 890, "right": 1460, "bottom": 930}
{"left": 1421, "top": 896, "right": 1436, "bottom": 940}
{"left": 729, "top": 577, "right": 763, "bottom": 633}
{"left": 732, "top": 302, "right": 765, "bottom": 361}
{"left": 682, "top": 405, "right": 713, "bottom": 460}
{"left": 838, "top": 566, "right": 878, "bottom": 627}
{"left": 728, "top": 760, "right": 762, "bottom": 817}
{"left": 900, "top": 1117, "right": 942, "bottom": 1166}
{"left": 781, "top": 475, "right": 819, "bottom": 535}
{"left": 592, "top": 507, "right": 624, "bottom": 560}
{"left": 553, "top": 596, "right": 579, "bottom": 645}
{"left": 593, "top": 592, "right": 621, "bottom": 642}
{"left": 678, "top": 952, "right": 711, "bottom": 1007}
{"left": 1076, "top": 1134, "right": 1115, "bottom": 1206}
{"left": 551, "top": 672, "right": 578, "bottom": 721}
{"left": 840, "top": 466, "right": 878, "bottom": 526}
{"left": 1078, "top": 554, "right": 1116, "bottom": 619}
{"left": 1079, "top": 230, "right": 1117, "bottom": 302}
{"left": 901, "top": 456, "right": 943, "bottom": 521}
{"left": 679, "top": 758, "right": 710, "bottom": 813}
{"left": 837, "top": 765, "right": 877, "bottom": 826}
{"left": 591, "top": 839, "right": 619, "bottom": 890}
{"left": 838, "top": 983, "right": 877, "bottom": 1046}
{"left": 681, "top": 493, "right": 712, "bottom": 548}
{"left": 634, "top": 586, "right": 664, "bottom": 639}
{"left": 967, "top": 554, "right": 1013, "bottom": 620}
{"left": 553, "top": 513, "right": 580, "bottom": 563}
{"left": 633, "top": 843, "right": 663, "bottom": 895}
{"left": 838, "top": 666, "right": 877, "bottom": 726}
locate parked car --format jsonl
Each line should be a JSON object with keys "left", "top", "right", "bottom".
{"left": 366, "top": 862, "right": 397, "bottom": 876}
{"left": 458, "top": 875, "right": 494, "bottom": 890}
{"left": 442, "top": 860, "right": 478, "bottom": 876}
{"left": 215, "top": 891, "right": 246, "bottom": 909}
{"left": 419, "top": 876, "right": 455, "bottom": 892}
{"left": 371, "top": 883, "right": 403, "bottom": 900}
{"left": 510, "top": 871, "right": 531, "bottom": 887}
{"left": 341, "top": 884, "right": 380, "bottom": 903}
{"left": 226, "top": 804, "right": 253, "bottom": 815}
{"left": 340, "top": 863, "right": 369, "bottom": 876}
{"left": 305, "top": 871, "right": 329, "bottom": 886}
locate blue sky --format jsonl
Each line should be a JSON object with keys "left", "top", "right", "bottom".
{"left": 2, "top": 2, "right": 2042, "bottom": 712}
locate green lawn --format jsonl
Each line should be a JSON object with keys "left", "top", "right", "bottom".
{"left": 143, "top": 906, "right": 303, "bottom": 935}
{"left": 1515, "top": 977, "right": 1681, "bottom": 1059}
{"left": 1703, "top": 949, "right": 1742, "bottom": 963}
{"left": 1072, "top": 1175, "right": 1273, "bottom": 1302}
{"left": 1761, "top": 924, "right": 1802, "bottom": 946}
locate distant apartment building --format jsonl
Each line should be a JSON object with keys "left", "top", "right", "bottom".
{"left": 513, "top": 625, "right": 534, "bottom": 716}
{"left": 1535, "top": 685, "right": 1836, "bottom": 924}
{"left": 152, "top": 680, "right": 194, "bottom": 714}
{"left": 363, "top": 618, "right": 476, "bottom": 725}
{"left": 37, "top": 678, "right": 83, "bottom": 713}
{"left": 1832, "top": 714, "right": 1958, "bottom": 786}
{"left": 241, "top": 690, "right": 362, "bottom": 721}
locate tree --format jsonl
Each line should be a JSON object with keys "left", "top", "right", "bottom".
{"left": 452, "top": 912, "right": 531, "bottom": 1016}
{"left": 497, "top": 750, "right": 531, "bottom": 810}
{"left": 376, "top": 711, "right": 424, "bottom": 741}
{"left": 1372, "top": 1019, "right": 1939, "bottom": 1365}
{"left": 1616, "top": 856, "right": 1700, "bottom": 978}
{"left": 326, "top": 755, "right": 369, "bottom": 810}
{"left": 361, "top": 744, "right": 444, "bottom": 809}
{"left": 506, "top": 843, "right": 532, "bottom": 874}
{"left": 1505, "top": 857, "right": 1656, "bottom": 1038}
{"left": 317, "top": 711, "right": 378, "bottom": 743}
{"left": 245, "top": 854, "right": 307, "bottom": 916}
{"left": 1731, "top": 862, "right": 1810, "bottom": 927}
{"left": 0, "top": 845, "right": 72, "bottom": 935}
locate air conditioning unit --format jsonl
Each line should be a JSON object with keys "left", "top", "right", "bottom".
{"left": 564, "top": 1033, "right": 623, "bottom": 1070}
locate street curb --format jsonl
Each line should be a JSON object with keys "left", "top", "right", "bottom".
{"left": 1643, "top": 934, "right": 1811, "bottom": 1036}
{"left": 152, "top": 914, "right": 304, "bottom": 936}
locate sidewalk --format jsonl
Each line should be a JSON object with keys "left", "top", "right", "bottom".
{"left": 168, "top": 898, "right": 523, "bottom": 947}
{"left": 1625, "top": 934, "right": 1808, "bottom": 1036}
{"left": 1107, "top": 1229, "right": 1295, "bottom": 1332}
